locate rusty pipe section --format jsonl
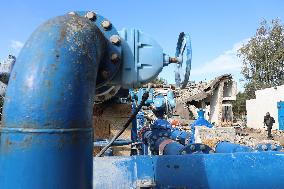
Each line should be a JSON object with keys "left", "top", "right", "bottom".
{"left": 0, "top": 14, "right": 106, "bottom": 188}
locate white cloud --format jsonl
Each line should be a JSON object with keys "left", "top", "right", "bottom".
{"left": 191, "top": 39, "right": 248, "bottom": 77}
{"left": 10, "top": 40, "right": 24, "bottom": 51}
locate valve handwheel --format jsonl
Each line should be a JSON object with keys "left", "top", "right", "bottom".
{"left": 174, "top": 32, "right": 192, "bottom": 89}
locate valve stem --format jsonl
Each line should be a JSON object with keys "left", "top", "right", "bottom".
{"left": 169, "top": 57, "right": 179, "bottom": 63}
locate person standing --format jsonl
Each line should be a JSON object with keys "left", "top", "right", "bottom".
{"left": 263, "top": 112, "right": 275, "bottom": 138}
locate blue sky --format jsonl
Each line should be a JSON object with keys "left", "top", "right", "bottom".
{"left": 1, "top": 0, "right": 284, "bottom": 91}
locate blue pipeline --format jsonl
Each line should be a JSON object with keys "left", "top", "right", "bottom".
{"left": 215, "top": 142, "right": 253, "bottom": 153}
{"left": 170, "top": 129, "right": 191, "bottom": 145}
{"left": 162, "top": 140, "right": 185, "bottom": 155}
{"left": 166, "top": 90, "right": 176, "bottom": 108}
{"left": 93, "top": 139, "right": 132, "bottom": 147}
{"left": 190, "top": 109, "right": 213, "bottom": 143}
{"left": 131, "top": 101, "right": 138, "bottom": 142}
{"left": 255, "top": 143, "right": 282, "bottom": 151}
{"left": 93, "top": 152, "right": 284, "bottom": 189}
{"left": 215, "top": 142, "right": 283, "bottom": 153}
{"left": 0, "top": 15, "right": 106, "bottom": 188}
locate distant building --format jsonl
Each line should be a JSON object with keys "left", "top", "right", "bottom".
{"left": 175, "top": 74, "right": 237, "bottom": 126}
{"left": 246, "top": 85, "right": 284, "bottom": 130}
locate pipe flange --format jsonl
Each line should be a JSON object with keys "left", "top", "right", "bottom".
{"left": 181, "top": 143, "right": 213, "bottom": 154}
{"left": 94, "top": 85, "right": 120, "bottom": 104}
{"left": 158, "top": 139, "right": 174, "bottom": 155}
{"left": 72, "top": 11, "right": 122, "bottom": 88}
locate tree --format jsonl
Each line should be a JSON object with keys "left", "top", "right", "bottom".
{"left": 232, "top": 92, "right": 247, "bottom": 119}
{"left": 152, "top": 77, "right": 167, "bottom": 85}
{"left": 238, "top": 19, "right": 284, "bottom": 99}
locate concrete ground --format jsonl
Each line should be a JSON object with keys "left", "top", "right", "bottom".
{"left": 235, "top": 127, "right": 284, "bottom": 146}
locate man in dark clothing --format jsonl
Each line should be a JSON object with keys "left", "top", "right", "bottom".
{"left": 264, "top": 112, "right": 275, "bottom": 138}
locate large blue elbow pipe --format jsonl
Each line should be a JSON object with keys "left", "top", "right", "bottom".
{"left": 0, "top": 14, "right": 106, "bottom": 188}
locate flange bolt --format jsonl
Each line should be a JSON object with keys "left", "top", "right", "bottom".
{"left": 85, "top": 11, "right": 97, "bottom": 21}
{"left": 101, "top": 20, "right": 112, "bottom": 30}
{"left": 110, "top": 35, "right": 121, "bottom": 45}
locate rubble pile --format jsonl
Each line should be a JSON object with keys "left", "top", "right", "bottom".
{"left": 175, "top": 81, "right": 208, "bottom": 103}
{"left": 175, "top": 74, "right": 232, "bottom": 103}
{"left": 192, "top": 126, "right": 283, "bottom": 148}
{"left": 194, "top": 126, "right": 236, "bottom": 148}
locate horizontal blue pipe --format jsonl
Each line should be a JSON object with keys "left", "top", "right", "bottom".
{"left": 93, "top": 139, "right": 132, "bottom": 147}
{"left": 170, "top": 129, "right": 191, "bottom": 145}
{"left": 93, "top": 151, "right": 284, "bottom": 189}
{"left": 215, "top": 141, "right": 253, "bottom": 153}
{"left": 163, "top": 141, "right": 185, "bottom": 155}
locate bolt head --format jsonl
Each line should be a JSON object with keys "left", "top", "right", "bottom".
{"left": 261, "top": 144, "right": 268, "bottom": 151}
{"left": 85, "top": 11, "right": 96, "bottom": 21}
{"left": 200, "top": 144, "right": 206, "bottom": 150}
{"left": 190, "top": 145, "right": 195, "bottom": 151}
{"left": 271, "top": 144, "right": 277, "bottom": 150}
{"left": 98, "top": 95, "right": 105, "bottom": 101}
{"left": 110, "top": 35, "right": 121, "bottom": 45}
{"left": 101, "top": 20, "right": 112, "bottom": 30}
{"left": 101, "top": 70, "right": 109, "bottom": 79}
{"left": 111, "top": 53, "right": 120, "bottom": 63}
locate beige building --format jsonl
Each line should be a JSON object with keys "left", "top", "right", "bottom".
{"left": 246, "top": 85, "right": 284, "bottom": 130}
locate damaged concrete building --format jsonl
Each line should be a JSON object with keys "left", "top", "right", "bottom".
{"left": 175, "top": 74, "right": 237, "bottom": 126}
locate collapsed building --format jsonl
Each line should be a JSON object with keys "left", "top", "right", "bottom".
{"left": 175, "top": 74, "right": 237, "bottom": 126}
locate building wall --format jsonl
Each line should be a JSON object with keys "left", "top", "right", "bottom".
{"left": 93, "top": 103, "right": 132, "bottom": 156}
{"left": 246, "top": 85, "right": 284, "bottom": 130}
{"left": 209, "top": 82, "right": 224, "bottom": 125}
{"left": 223, "top": 81, "right": 237, "bottom": 101}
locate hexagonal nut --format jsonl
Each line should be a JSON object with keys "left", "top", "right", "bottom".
{"left": 101, "top": 20, "right": 112, "bottom": 30}
{"left": 110, "top": 35, "right": 121, "bottom": 45}
{"left": 271, "top": 144, "right": 277, "bottom": 151}
{"left": 190, "top": 145, "right": 195, "bottom": 151}
{"left": 85, "top": 11, "right": 96, "bottom": 21}
{"left": 98, "top": 95, "right": 105, "bottom": 101}
{"left": 200, "top": 144, "right": 206, "bottom": 150}
{"left": 101, "top": 70, "right": 109, "bottom": 79}
{"left": 111, "top": 53, "right": 120, "bottom": 63}
{"left": 261, "top": 144, "right": 268, "bottom": 151}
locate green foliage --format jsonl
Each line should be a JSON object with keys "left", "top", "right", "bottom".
{"left": 152, "top": 77, "right": 167, "bottom": 85}
{"left": 232, "top": 92, "right": 247, "bottom": 119}
{"left": 238, "top": 19, "right": 284, "bottom": 99}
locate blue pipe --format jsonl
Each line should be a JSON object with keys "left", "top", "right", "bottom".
{"left": 93, "top": 139, "right": 132, "bottom": 147}
{"left": 170, "top": 128, "right": 191, "bottom": 145}
{"left": 0, "top": 15, "right": 106, "bottom": 188}
{"left": 93, "top": 152, "right": 284, "bottom": 189}
{"left": 131, "top": 101, "right": 138, "bottom": 142}
{"left": 215, "top": 142, "right": 253, "bottom": 153}
{"left": 216, "top": 142, "right": 283, "bottom": 153}
{"left": 162, "top": 140, "right": 185, "bottom": 155}
{"left": 190, "top": 109, "right": 213, "bottom": 143}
